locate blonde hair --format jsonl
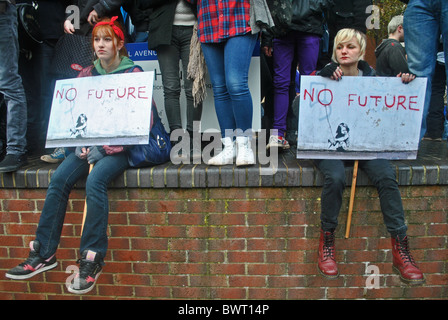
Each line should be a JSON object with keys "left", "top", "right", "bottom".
{"left": 332, "top": 28, "right": 366, "bottom": 63}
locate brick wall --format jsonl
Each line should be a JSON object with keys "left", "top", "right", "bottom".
{"left": 1, "top": 184, "right": 447, "bottom": 300}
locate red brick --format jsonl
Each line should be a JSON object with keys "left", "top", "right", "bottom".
{"left": 208, "top": 213, "right": 245, "bottom": 225}
{"left": 210, "top": 263, "right": 245, "bottom": 275}
{"left": 3, "top": 199, "right": 36, "bottom": 212}
{"left": 288, "top": 288, "right": 326, "bottom": 299}
{"left": 210, "top": 287, "right": 246, "bottom": 299}
{"left": 0, "top": 184, "right": 447, "bottom": 300}
{"left": 167, "top": 213, "right": 205, "bottom": 225}
{"left": 228, "top": 251, "right": 264, "bottom": 263}
{"left": 150, "top": 251, "right": 186, "bottom": 262}
{"left": 148, "top": 225, "right": 186, "bottom": 238}
{"left": 248, "top": 288, "right": 287, "bottom": 299}
{"left": 134, "top": 286, "right": 171, "bottom": 298}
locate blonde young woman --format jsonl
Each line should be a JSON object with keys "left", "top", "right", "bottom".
{"left": 6, "top": 17, "right": 143, "bottom": 294}
{"left": 315, "top": 28, "right": 425, "bottom": 285}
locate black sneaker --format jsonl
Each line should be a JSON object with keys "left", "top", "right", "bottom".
{"left": 67, "top": 250, "right": 103, "bottom": 294}
{"left": 5, "top": 241, "right": 57, "bottom": 280}
{"left": 0, "top": 154, "right": 28, "bottom": 173}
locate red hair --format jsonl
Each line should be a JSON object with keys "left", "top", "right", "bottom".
{"left": 92, "top": 17, "right": 128, "bottom": 57}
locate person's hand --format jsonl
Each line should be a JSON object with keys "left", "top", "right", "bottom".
{"left": 75, "top": 147, "right": 88, "bottom": 160}
{"left": 319, "top": 63, "right": 343, "bottom": 81}
{"left": 86, "top": 146, "right": 106, "bottom": 164}
{"left": 397, "top": 72, "right": 416, "bottom": 84}
{"left": 64, "top": 20, "right": 75, "bottom": 34}
{"left": 87, "top": 9, "right": 99, "bottom": 25}
{"left": 262, "top": 46, "right": 273, "bottom": 57}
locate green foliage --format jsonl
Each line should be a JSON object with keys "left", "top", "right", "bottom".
{"left": 368, "top": 0, "right": 407, "bottom": 46}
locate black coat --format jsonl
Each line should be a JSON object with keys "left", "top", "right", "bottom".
{"left": 69, "top": 0, "right": 125, "bottom": 35}
{"left": 289, "top": 0, "right": 332, "bottom": 36}
{"left": 263, "top": 0, "right": 332, "bottom": 47}
{"left": 142, "top": 0, "right": 196, "bottom": 50}
{"left": 122, "top": 0, "right": 152, "bottom": 32}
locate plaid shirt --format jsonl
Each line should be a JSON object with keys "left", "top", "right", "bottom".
{"left": 187, "top": 0, "right": 252, "bottom": 43}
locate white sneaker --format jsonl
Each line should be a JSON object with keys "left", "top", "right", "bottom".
{"left": 267, "top": 135, "right": 290, "bottom": 150}
{"left": 207, "top": 137, "right": 235, "bottom": 165}
{"left": 236, "top": 136, "right": 255, "bottom": 166}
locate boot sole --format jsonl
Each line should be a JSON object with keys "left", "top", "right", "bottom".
{"left": 5, "top": 261, "right": 58, "bottom": 280}
{"left": 67, "top": 271, "right": 102, "bottom": 295}
{"left": 392, "top": 265, "right": 426, "bottom": 285}
{"left": 317, "top": 265, "right": 339, "bottom": 279}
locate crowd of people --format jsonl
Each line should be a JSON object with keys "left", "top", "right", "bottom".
{"left": 2, "top": 0, "right": 445, "bottom": 294}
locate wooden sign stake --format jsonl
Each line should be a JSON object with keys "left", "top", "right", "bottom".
{"left": 345, "top": 160, "right": 359, "bottom": 239}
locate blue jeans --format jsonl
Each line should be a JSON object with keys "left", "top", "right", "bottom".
{"left": 201, "top": 33, "right": 258, "bottom": 137}
{"left": 315, "top": 159, "right": 407, "bottom": 238}
{"left": 0, "top": 3, "right": 27, "bottom": 155}
{"left": 403, "top": 0, "right": 448, "bottom": 139}
{"left": 35, "top": 152, "right": 129, "bottom": 263}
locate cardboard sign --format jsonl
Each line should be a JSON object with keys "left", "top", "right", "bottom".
{"left": 46, "top": 71, "right": 154, "bottom": 148}
{"left": 126, "top": 42, "right": 261, "bottom": 133}
{"left": 297, "top": 76, "right": 427, "bottom": 160}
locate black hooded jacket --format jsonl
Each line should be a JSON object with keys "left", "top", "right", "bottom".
{"left": 374, "top": 38, "right": 409, "bottom": 76}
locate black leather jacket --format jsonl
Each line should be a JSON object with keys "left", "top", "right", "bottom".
{"left": 263, "top": 0, "right": 332, "bottom": 47}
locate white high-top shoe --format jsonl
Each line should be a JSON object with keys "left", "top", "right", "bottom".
{"left": 207, "top": 137, "right": 236, "bottom": 165}
{"left": 236, "top": 136, "right": 255, "bottom": 166}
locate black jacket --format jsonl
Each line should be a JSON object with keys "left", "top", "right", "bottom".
{"left": 36, "top": 0, "right": 71, "bottom": 40}
{"left": 317, "top": 60, "right": 376, "bottom": 77}
{"left": 326, "top": 0, "right": 372, "bottom": 35}
{"left": 142, "top": 0, "right": 196, "bottom": 50}
{"left": 68, "top": 0, "right": 125, "bottom": 35}
{"left": 289, "top": 0, "right": 332, "bottom": 36}
{"left": 122, "top": 0, "right": 152, "bottom": 32}
{"left": 263, "top": 0, "right": 332, "bottom": 47}
{"left": 374, "top": 38, "right": 409, "bottom": 76}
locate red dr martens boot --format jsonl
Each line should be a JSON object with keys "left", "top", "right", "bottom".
{"left": 318, "top": 229, "right": 339, "bottom": 279}
{"left": 391, "top": 236, "right": 425, "bottom": 285}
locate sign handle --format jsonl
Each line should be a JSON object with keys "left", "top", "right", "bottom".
{"left": 80, "top": 164, "right": 94, "bottom": 235}
{"left": 345, "top": 160, "right": 359, "bottom": 239}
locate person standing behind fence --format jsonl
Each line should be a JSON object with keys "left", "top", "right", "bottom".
{"left": 185, "top": 0, "right": 258, "bottom": 166}
{"left": 400, "top": 0, "right": 448, "bottom": 140}
{"left": 5, "top": 17, "right": 143, "bottom": 294}
{"left": 315, "top": 28, "right": 425, "bottom": 285}
{"left": 262, "top": 0, "right": 331, "bottom": 151}
{"left": 374, "top": 15, "right": 410, "bottom": 77}
{"left": 142, "top": 0, "right": 202, "bottom": 158}
{"left": 0, "top": 0, "right": 28, "bottom": 173}
{"left": 423, "top": 37, "right": 446, "bottom": 142}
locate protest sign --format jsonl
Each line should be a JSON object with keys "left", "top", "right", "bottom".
{"left": 46, "top": 71, "right": 154, "bottom": 148}
{"left": 297, "top": 76, "right": 427, "bottom": 160}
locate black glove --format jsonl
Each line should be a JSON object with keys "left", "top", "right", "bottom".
{"left": 318, "top": 62, "right": 339, "bottom": 78}
{"left": 87, "top": 146, "right": 107, "bottom": 164}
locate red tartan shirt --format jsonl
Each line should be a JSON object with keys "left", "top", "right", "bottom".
{"left": 186, "top": 0, "right": 252, "bottom": 43}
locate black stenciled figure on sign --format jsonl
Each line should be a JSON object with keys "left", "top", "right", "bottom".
{"left": 328, "top": 122, "right": 350, "bottom": 151}
{"left": 70, "top": 113, "right": 88, "bottom": 138}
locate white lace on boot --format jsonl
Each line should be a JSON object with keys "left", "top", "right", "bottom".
{"left": 236, "top": 136, "right": 255, "bottom": 166}
{"left": 207, "top": 137, "right": 235, "bottom": 165}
